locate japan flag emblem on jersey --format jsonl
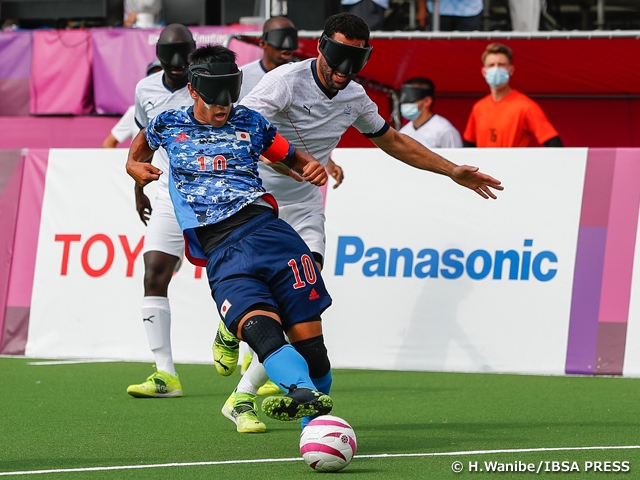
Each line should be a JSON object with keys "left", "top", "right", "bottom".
{"left": 221, "top": 299, "right": 232, "bottom": 318}
{"left": 236, "top": 131, "right": 251, "bottom": 142}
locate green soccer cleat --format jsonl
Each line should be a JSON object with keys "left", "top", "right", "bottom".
{"left": 126, "top": 370, "right": 183, "bottom": 398}
{"left": 240, "top": 351, "right": 253, "bottom": 375}
{"left": 222, "top": 391, "right": 267, "bottom": 433}
{"left": 261, "top": 385, "right": 332, "bottom": 421}
{"left": 257, "top": 379, "right": 283, "bottom": 396}
{"left": 212, "top": 320, "right": 240, "bottom": 376}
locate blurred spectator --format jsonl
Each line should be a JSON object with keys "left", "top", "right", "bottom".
{"left": 2, "top": 19, "right": 20, "bottom": 31}
{"left": 102, "top": 60, "right": 162, "bottom": 148}
{"left": 463, "top": 43, "right": 562, "bottom": 148}
{"left": 417, "top": 0, "right": 483, "bottom": 31}
{"left": 124, "top": 0, "right": 162, "bottom": 28}
{"left": 509, "top": 0, "right": 540, "bottom": 31}
{"left": 341, "top": 0, "right": 389, "bottom": 30}
{"left": 398, "top": 77, "right": 462, "bottom": 148}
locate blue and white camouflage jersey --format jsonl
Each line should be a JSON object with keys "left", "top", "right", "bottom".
{"left": 144, "top": 104, "right": 279, "bottom": 233}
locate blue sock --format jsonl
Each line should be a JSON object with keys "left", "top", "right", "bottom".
{"left": 263, "top": 345, "right": 316, "bottom": 391}
{"left": 311, "top": 370, "right": 332, "bottom": 395}
{"left": 301, "top": 370, "right": 333, "bottom": 429}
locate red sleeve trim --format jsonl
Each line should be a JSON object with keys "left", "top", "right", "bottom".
{"left": 263, "top": 133, "right": 293, "bottom": 163}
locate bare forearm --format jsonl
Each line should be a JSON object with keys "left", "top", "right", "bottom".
{"left": 127, "top": 131, "right": 154, "bottom": 166}
{"left": 126, "top": 131, "right": 160, "bottom": 186}
{"left": 372, "top": 129, "right": 457, "bottom": 177}
{"left": 281, "top": 148, "right": 312, "bottom": 175}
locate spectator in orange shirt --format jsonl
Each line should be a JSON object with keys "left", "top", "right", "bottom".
{"left": 463, "top": 43, "right": 563, "bottom": 148}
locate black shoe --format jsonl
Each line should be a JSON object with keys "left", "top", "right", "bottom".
{"left": 261, "top": 384, "right": 333, "bottom": 421}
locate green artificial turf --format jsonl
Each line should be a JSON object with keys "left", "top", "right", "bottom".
{"left": 0, "top": 358, "right": 638, "bottom": 479}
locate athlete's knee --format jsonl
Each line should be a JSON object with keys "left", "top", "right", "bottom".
{"left": 240, "top": 315, "right": 287, "bottom": 364}
{"left": 143, "top": 253, "right": 177, "bottom": 293}
{"left": 291, "top": 335, "right": 331, "bottom": 378}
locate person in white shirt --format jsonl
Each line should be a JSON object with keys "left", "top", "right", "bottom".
{"left": 239, "top": 17, "right": 344, "bottom": 187}
{"left": 398, "top": 77, "right": 462, "bottom": 149}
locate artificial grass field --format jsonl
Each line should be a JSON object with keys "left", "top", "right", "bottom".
{"left": 0, "top": 357, "right": 638, "bottom": 479}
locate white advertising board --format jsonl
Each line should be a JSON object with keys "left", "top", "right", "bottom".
{"left": 321, "top": 148, "right": 588, "bottom": 375}
{"left": 27, "top": 149, "right": 217, "bottom": 363}
{"left": 28, "top": 147, "right": 640, "bottom": 377}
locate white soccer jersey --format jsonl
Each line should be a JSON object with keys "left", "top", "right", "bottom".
{"left": 399, "top": 114, "right": 463, "bottom": 149}
{"left": 238, "top": 59, "right": 268, "bottom": 102}
{"left": 111, "top": 105, "right": 139, "bottom": 143}
{"left": 240, "top": 58, "right": 387, "bottom": 206}
{"left": 134, "top": 71, "right": 193, "bottom": 192}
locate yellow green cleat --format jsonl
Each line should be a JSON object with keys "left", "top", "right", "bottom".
{"left": 222, "top": 392, "right": 267, "bottom": 433}
{"left": 212, "top": 320, "right": 240, "bottom": 376}
{"left": 126, "top": 370, "right": 183, "bottom": 398}
{"left": 240, "top": 351, "right": 253, "bottom": 375}
{"left": 257, "top": 379, "right": 283, "bottom": 396}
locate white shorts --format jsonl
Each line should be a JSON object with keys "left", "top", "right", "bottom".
{"left": 142, "top": 192, "right": 184, "bottom": 258}
{"left": 279, "top": 200, "right": 326, "bottom": 259}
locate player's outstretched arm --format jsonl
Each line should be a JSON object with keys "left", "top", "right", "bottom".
{"left": 126, "top": 131, "right": 162, "bottom": 187}
{"left": 371, "top": 128, "right": 503, "bottom": 199}
{"left": 450, "top": 165, "right": 503, "bottom": 200}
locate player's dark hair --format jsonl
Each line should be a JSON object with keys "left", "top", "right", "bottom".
{"left": 323, "top": 13, "right": 370, "bottom": 46}
{"left": 189, "top": 45, "right": 238, "bottom": 70}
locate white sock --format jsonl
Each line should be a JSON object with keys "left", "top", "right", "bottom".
{"left": 142, "top": 296, "right": 176, "bottom": 376}
{"left": 236, "top": 356, "right": 269, "bottom": 395}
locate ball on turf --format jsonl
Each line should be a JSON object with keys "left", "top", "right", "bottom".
{"left": 299, "top": 415, "right": 357, "bottom": 472}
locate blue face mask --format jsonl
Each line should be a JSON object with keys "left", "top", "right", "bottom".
{"left": 400, "top": 102, "right": 420, "bottom": 121}
{"left": 484, "top": 66, "right": 510, "bottom": 88}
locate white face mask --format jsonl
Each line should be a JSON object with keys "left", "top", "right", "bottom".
{"left": 484, "top": 66, "right": 510, "bottom": 88}
{"left": 400, "top": 102, "right": 420, "bottom": 121}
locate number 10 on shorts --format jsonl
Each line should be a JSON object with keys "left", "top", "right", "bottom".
{"left": 288, "top": 254, "right": 317, "bottom": 289}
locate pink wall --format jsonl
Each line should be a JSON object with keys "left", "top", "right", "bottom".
{"left": 0, "top": 116, "right": 119, "bottom": 149}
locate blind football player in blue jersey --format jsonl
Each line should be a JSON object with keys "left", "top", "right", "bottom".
{"left": 126, "top": 45, "right": 335, "bottom": 422}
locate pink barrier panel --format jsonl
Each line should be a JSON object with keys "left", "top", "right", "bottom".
{"left": 0, "top": 150, "right": 23, "bottom": 352}
{"left": 1, "top": 149, "right": 48, "bottom": 354}
{"left": 0, "top": 31, "right": 32, "bottom": 116}
{"left": 0, "top": 149, "right": 48, "bottom": 353}
{"left": 92, "top": 26, "right": 262, "bottom": 114}
{"left": 0, "top": 116, "right": 119, "bottom": 149}
{"left": 30, "top": 30, "right": 93, "bottom": 115}
{"left": 91, "top": 28, "right": 157, "bottom": 115}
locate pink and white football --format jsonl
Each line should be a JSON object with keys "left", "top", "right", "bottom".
{"left": 299, "top": 415, "right": 357, "bottom": 472}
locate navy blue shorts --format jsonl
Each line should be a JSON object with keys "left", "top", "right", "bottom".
{"left": 204, "top": 211, "right": 332, "bottom": 330}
